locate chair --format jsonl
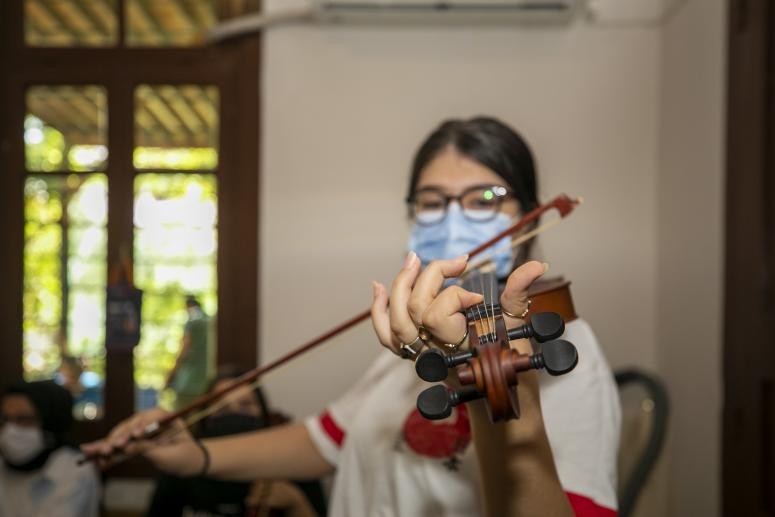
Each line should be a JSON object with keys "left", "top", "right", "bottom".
{"left": 614, "top": 369, "right": 669, "bottom": 517}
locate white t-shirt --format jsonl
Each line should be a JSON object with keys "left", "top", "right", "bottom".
{"left": 305, "top": 318, "right": 620, "bottom": 517}
{"left": 0, "top": 446, "right": 100, "bottom": 517}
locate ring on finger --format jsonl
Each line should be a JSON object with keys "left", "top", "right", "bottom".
{"left": 399, "top": 336, "right": 426, "bottom": 359}
{"left": 502, "top": 299, "right": 531, "bottom": 319}
{"left": 418, "top": 325, "right": 433, "bottom": 343}
{"left": 441, "top": 327, "right": 469, "bottom": 351}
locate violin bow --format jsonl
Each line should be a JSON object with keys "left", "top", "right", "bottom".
{"left": 80, "top": 194, "right": 581, "bottom": 466}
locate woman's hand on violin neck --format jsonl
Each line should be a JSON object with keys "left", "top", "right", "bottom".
{"left": 80, "top": 408, "right": 201, "bottom": 476}
{"left": 371, "top": 253, "right": 483, "bottom": 355}
{"left": 500, "top": 260, "right": 549, "bottom": 326}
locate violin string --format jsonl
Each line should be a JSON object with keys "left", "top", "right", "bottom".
{"left": 471, "top": 271, "right": 487, "bottom": 340}
{"left": 467, "top": 270, "right": 483, "bottom": 328}
{"left": 479, "top": 272, "right": 492, "bottom": 340}
{"left": 483, "top": 272, "right": 492, "bottom": 339}
{"left": 486, "top": 271, "right": 495, "bottom": 340}
{"left": 489, "top": 271, "right": 497, "bottom": 341}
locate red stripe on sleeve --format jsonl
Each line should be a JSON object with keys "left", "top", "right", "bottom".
{"left": 566, "top": 492, "right": 617, "bottom": 517}
{"left": 319, "top": 411, "right": 345, "bottom": 447}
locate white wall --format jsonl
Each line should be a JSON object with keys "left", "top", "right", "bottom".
{"left": 657, "top": 0, "right": 726, "bottom": 516}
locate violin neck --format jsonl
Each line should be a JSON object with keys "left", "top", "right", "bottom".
{"left": 462, "top": 270, "right": 501, "bottom": 323}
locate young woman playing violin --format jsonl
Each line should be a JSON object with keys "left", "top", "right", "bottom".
{"left": 83, "top": 117, "right": 620, "bottom": 517}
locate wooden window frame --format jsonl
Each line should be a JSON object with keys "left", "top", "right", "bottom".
{"left": 0, "top": 1, "right": 260, "bottom": 458}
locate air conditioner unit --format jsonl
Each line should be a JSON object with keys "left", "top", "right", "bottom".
{"left": 313, "top": 0, "right": 585, "bottom": 25}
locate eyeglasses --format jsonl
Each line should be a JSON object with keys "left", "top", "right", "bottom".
{"left": 406, "top": 184, "right": 515, "bottom": 226}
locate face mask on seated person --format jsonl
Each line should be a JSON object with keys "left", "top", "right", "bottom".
{"left": 0, "top": 423, "right": 46, "bottom": 466}
{"left": 198, "top": 413, "right": 268, "bottom": 439}
{"left": 408, "top": 203, "right": 516, "bottom": 280}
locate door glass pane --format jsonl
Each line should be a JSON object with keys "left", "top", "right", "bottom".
{"left": 26, "top": 85, "right": 108, "bottom": 172}
{"left": 133, "top": 174, "right": 217, "bottom": 411}
{"left": 23, "top": 174, "right": 108, "bottom": 421}
{"left": 125, "top": 0, "right": 216, "bottom": 47}
{"left": 134, "top": 85, "right": 218, "bottom": 170}
{"left": 25, "top": 0, "right": 118, "bottom": 47}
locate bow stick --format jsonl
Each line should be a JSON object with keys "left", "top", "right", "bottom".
{"left": 80, "top": 194, "right": 581, "bottom": 466}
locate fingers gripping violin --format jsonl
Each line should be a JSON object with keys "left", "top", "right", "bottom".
{"left": 414, "top": 270, "right": 579, "bottom": 422}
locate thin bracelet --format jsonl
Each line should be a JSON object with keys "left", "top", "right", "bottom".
{"left": 195, "top": 439, "right": 210, "bottom": 478}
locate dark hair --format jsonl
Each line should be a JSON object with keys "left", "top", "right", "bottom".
{"left": 2, "top": 381, "right": 73, "bottom": 471}
{"left": 59, "top": 355, "right": 83, "bottom": 373}
{"left": 407, "top": 116, "right": 540, "bottom": 261}
{"left": 5, "top": 380, "right": 73, "bottom": 437}
{"left": 185, "top": 295, "right": 201, "bottom": 309}
{"left": 208, "top": 364, "right": 269, "bottom": 419}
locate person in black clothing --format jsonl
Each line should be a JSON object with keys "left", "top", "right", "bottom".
{"left": 146, "top": 367, "right": 326, "bottom": 517}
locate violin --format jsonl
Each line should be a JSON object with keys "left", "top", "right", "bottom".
{"left": 80, "top": 194, "right": 582, "bottom": 466}
{"left": 414, "top": 270, "right": 579, "bottom": 422}
{"left": 527, "top": 277, "right": 577, "bottom": 324}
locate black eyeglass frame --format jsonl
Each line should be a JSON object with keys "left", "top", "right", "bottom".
{"left": 406, "top": 184, "right": 515, "bottom": 226}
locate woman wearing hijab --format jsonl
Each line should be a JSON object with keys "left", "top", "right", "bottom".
{"left": 0, "top": 380, "right": 100, "bottom": 517}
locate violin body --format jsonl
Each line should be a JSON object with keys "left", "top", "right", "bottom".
{"left": 527, "top": 277, "right": 577, "bottom": 324}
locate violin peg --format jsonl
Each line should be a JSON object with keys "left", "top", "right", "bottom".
{"left": 415, "top": 350, "right": 449, "bottom": 382}
{"left": 531, "top": 339, "right": 578, "bottom": 376}
{"left": 530, "top": 312, "right": 565, "bottom": 342}
{"left": 416, "top": 349, "right": 477, "bottom": 382}
{"left": 506, "top": 312, "right": 564, "bottom": 343}
{"left": 416, "top": 385, "right": 483, "bottom": 421}
{"left": 417, "top": 385, "right": 454, "bottom": 420}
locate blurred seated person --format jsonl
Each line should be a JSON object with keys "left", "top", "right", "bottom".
{"left": 56, "top": 356, "right": 84, "bottom": 399}
{"left": 147, "top": 366, "right": 326, "bottom": 517}
{"left": 0, "top": 380, "right": 100, "bottom": 517}
{"left": 56, "top": 356, "right": 103, "bottom": 420}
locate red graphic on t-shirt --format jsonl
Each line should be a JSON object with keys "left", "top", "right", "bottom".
{"left": 402, "top": 404, "right": 471, "bottom": 458}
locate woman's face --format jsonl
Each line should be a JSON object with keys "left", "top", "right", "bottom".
{"left": 1, "top": 395, "right": 40, "bottom": 429}
{"left": 211, "top": 380, "right": 263, "bottom": 418}
{"left": 414, "top": 146, "right": 519, "bottom": 218}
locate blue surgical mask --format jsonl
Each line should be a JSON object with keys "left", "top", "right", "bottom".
{"left": 408, "top": 203, "right": 516, "bottom": 279}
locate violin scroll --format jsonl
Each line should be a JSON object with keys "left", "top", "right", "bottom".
{"left": 415, "top": 336, "right": 578, "bottom": 421}
{"left": 414, "top": 269, "right": 580, "bottom": 422}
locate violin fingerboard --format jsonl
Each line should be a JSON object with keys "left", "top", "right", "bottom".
{"left": 462, "top": 270, "right": 501, "bottom": 325}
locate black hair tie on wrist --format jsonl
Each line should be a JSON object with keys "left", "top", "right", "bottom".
{"left": 195, "top": 439, "right": 210, "bottom": 478}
